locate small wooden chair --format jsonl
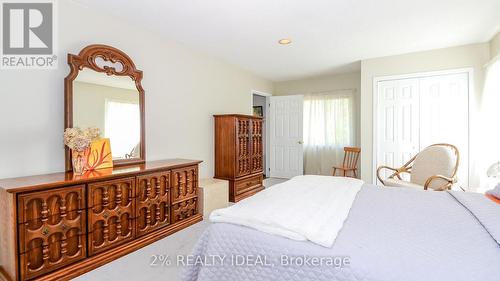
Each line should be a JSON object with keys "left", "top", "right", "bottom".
{"left": 332, "top": 147, "right": 361, "bottom": 178}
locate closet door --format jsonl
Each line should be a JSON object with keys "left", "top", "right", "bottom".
{"left": 376, "top": 71, "right": 469, "bottom": 186}
{"left": 419, "top": 73, "right": 469, "bottom": 186}
{"left": 376, "top": 79, "right": 420, "bottom": 182}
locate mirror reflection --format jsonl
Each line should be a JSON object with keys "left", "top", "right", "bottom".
{"left": 73, "top": 68, "right": 141, "bottom": 160}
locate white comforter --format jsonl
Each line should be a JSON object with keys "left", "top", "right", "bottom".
{"left": 209, "top": 175, "right": 364, "bottom": 247}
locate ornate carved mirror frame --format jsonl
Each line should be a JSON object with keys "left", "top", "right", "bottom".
{"left": 64, "top": 44, "right": 145, "bottom": 171}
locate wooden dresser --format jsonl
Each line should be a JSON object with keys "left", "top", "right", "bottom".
{"left": 0, "top": 159, "right": 202, "bottom": 281}
{"left": 214, "top": 114, "right": 264, "bottom": 202}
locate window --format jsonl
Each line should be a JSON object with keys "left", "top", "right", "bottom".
{"left": 303, "top": 91, "right": 355, "bottom": 175}
{"left": 104, "top": 100, "right": 140, "bottom": 159}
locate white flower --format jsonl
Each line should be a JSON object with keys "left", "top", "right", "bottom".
{"left": 64, "top": 127, "right": 100, "bottom": 152}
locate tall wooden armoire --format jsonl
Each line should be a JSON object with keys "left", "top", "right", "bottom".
{"left": 214, "top": 114, "right": 264, "bottom": 202}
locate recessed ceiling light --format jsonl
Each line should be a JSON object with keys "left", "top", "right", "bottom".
{"left": 278, "top": 39, "right": 292, "bottom": 45}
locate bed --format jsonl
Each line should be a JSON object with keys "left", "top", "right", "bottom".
{"left": 182, "top": 176, "right": 500, "bottom": 281}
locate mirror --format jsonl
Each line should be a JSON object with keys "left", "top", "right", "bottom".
{"left": 65, "top": 44, "right": 145, "bottom": 171}
{"left": 73, "top": 69, "right": 140, "bottom": 160}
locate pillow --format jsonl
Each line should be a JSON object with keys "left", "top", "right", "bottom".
{"left": 486, "top": 194, "right": 500, "bottom": 204}
{"left": 486, "top": 183, "right": 500, "bottom": 199}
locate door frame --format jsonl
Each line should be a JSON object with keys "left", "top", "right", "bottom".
{"left": 372, "top": 67, "right": 473, "bottom": 184}
{"left": 251, "top": 90, "right": 272, "bottom": 177}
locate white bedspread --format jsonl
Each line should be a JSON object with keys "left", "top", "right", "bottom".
{"left": 209, "top": 175, "right": 364, "bottom": 247}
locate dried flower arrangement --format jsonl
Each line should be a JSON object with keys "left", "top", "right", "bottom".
{"left": 64, "top": 127, "right": 101, "bottom": 174}
{"left": 64, "top": 127, "right": 100, "bottom": 152}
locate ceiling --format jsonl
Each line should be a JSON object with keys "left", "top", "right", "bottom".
{"left": 75, "top": 0, "right": 500, "bottom": 81}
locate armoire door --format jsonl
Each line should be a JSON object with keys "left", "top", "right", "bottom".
{"left": 251, "top": 118, "right": 263, "bottom": 173}
{"left": 236, "top": 117, "right": 251, "bottom": 177}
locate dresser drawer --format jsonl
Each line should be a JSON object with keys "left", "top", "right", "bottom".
{"left": 17, "top": 185, "right": 86, "bottom": 280}
{"left": 171, "top": 165, "right": 198, "bottom": 203}
{"left": 87, "top": 177, "right": 135, "bottom": 255}
{"left": 171, "top": 197, "right": 198, "bottom": 223}
{"left": 17, "top": 185, "right": 85, "bottom": 224}
{"left": 234, "top": 174, "right": 263, "bottom": 196}
{"left": 136, "top": 171, "right": 171, "bottom": 237}
{"left": 20, "top": 229, "right": 86, "bottom": 280}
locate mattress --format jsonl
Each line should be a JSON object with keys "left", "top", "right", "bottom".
{"left": 182, "top": 184, "right": 500, "bottom": 281}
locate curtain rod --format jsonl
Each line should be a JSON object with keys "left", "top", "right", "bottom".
{"left": 309, "top": 88, "right": 357, "bottom": 95}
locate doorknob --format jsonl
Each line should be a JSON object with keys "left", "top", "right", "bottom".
{"left": 298, "top": 140, "right": 303, "bottom": 144}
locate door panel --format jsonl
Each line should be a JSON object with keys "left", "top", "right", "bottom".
{"left": 377, "top": 79, "right": 420, "bottom": 182}
{"left": 269, "top": 95, "right": 304, "bottom": 178}
{"left": 419, "top": 73, "right": 469, "bottom": 186}
{"left": 251, "top": 119, "right": 263, "bottom": 173}
{"left": 236, "top": 118, "right": 251, "bottom": 177}
{"left": 376, "top": 72, "right": 469, "bottom": 186}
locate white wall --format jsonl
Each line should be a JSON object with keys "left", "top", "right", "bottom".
{"left": 0, "top": 0, "right": 273, "bottom": 180}
{"left": 73, "top": 81, "right": 139, "bottom": 135}
{"left": 360, "top": 43, "right": 490, "bottom": 188}
{"left": 274, "top": 72, "right": 361, "bottom": 96}
{"left": 490, "top": 32, "right": 500, "bottom": 58}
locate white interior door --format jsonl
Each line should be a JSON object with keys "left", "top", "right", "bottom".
{"left": 376, "top": 79, "right": 420, "bottom": 182}
{"left": 269, "top": 95, "right": 304, "bottom": 178}
{"left": 419, "top": 73, "right": 469, "bottom": 187}
{"left": 375, "top": 71, "right": 469, "bottom": 186}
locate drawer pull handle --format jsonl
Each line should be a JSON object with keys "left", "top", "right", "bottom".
{"left": 61, "top": 223, "right": 69, "bottom": 231}
{"left": 41, "top": 227, "right": 50, "bottom": 236}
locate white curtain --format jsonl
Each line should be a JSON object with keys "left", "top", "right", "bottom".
{"left": 105, "top": 100, "right": 140, "bottom": 159}
{"left": 303, "top": 90, "right": 355, "bottom": 175}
